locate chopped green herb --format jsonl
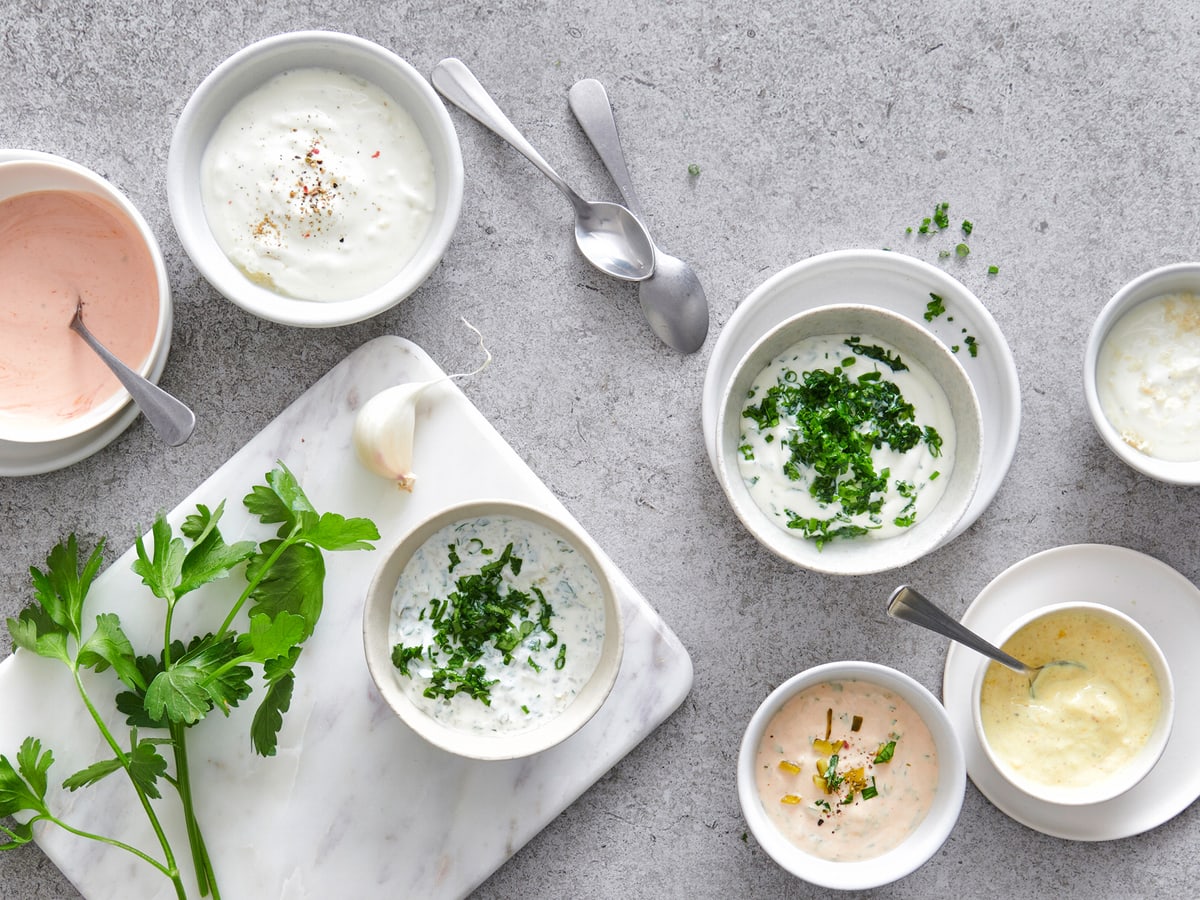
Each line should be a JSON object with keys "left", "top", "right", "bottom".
{"left": 743, "top": 355, "right": 944, "bottom": 549}
{"left": 961, "top": 220, "right": 973, "bottom": 236}
{"left": 861, "top": 777, "right": 879, "bottom": 800}
{"left": 933, "top": 201, "right": 950, "bottom": 229}
{"left": 874, "top": 740, "right": 897, "bottom": 764}
{"left": 965, "top": 334, "right": 979, "bottom": 357}
{"left": 392, "top": 542, "right": 566, "bottom": 705}
{"left": 822, "top": 754, "right": 844, "bottom": 793}
{"left": 687, "top": 163, "right": 701, "bottom": 176}
{"left": 521, "top": 704, "right": 530, "bottom": 714}
{"left": 987, "top": 264, "right": 999, "bottom": 275}
{"left": 924, "top": 292, "right": 946, "bottom": 321}
{"left": 844, "top": 336, "right": 908, "bottom": 372}
{"left": 955, "top": 242, "right": 970, "bottom": 258}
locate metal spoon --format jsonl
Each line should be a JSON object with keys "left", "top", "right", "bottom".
{"left": 70, "top": 300, "right": 196, "bottom": 446}
{"left": 568, "top": 79, "right": 709, "bottom": 353}
{"left": 431, "top": 58, "right": 655, "bottom": 282}
{"left": 887, "top": 585, "right": 1082, "bottom": 692}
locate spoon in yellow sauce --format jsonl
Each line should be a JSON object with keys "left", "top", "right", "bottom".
{"left": 887, "top": 585, "right": 1082, "bottom": 695}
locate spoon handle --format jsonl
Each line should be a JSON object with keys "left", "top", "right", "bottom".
{"left": 70, "top": 314, "right": 196, "bottom": 447}
{"left": 887, "top": 585, "right": 1033, "bottom": 676}
{"left": 431, "top": 58, "right": 577, "bottom": 204}
{"left": 567, "top": 79, "right": 646, "bottom": 221}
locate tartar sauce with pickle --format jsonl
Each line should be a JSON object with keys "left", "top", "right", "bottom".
{"left": 388, "top": 515, "right": 606, "bottom": 736}
{"left": 737, "top": 334, "right": 956, "bottom": 547}
{"left": 200, "top": 67, "right": 435, "bottom": 302}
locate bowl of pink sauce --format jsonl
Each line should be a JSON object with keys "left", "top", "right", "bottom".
{"left": 0, "top": 153, "right": 171, "bottom": 446}
{"left": 738, "top": 661, "right": 965, "bottom": 890}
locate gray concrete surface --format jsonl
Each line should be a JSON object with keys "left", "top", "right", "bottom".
{"left": 2, "top": 0, "right": 1199, "bottom": 897}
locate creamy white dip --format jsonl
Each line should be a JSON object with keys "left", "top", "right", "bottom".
{"left": 389, "top": 515, "right": 606, "bottom": 736}
{"left": 737, "top": 334, "right": 955, "bottom": 544}
{"left": 755, "top": 679, "right": 939, "bottom": 862}
{"left": 201, "top": 67, "right": 435, "bottom": 301}
{"left": 1096, "top": 291, "right": 1200, "bottom": 461}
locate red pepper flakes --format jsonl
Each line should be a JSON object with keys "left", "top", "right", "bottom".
{"left": 371, "top": 150, "right": 381, "bottom": 158}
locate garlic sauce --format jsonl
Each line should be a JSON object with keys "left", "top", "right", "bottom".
{"left": 389, "top": 516, "right": 606, "bottom": 736}
{"left": 201, "top": 67, "right": 435, "bottom": 302}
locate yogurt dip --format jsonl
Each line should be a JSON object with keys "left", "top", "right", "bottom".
{"left": 1096, "top": 291, "right": 1200, "bottom": 461}
{"left": 737, "top": 333, "right": 955, "bottom": 546}
{"left": 0, "top": 189, "right": 158, "bottom": 432}
{"left": 389, "top": 515, "right": 606, "bottom": 736}
{"left": 754, "top": 678, "right": 939, "bottom": 862}
{"left": 979, "top": 607, "right": 1163, "bottom": 790}
{"left": 200, "top": 67, "right": 435, "bottom": 302}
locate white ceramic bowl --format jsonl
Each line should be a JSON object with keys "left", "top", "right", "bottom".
{"left": 737, "top": 661, "right": 965, "bottom": 890}
{"left": 168, "top": 30, "right": 463, "bottom": 327}
{"left": 971, "top": 601, "right": 1174, "bottom": 806}
{"left": 362, "top": 500, "right": 623, "bottom": 760}
{"left": 0, "top": 154, "right": 172, "bottom": 445}
{"left": 715, "top": 303, "right": 983, "bottom": 576}
{"left": 1084, "top": 262, "right": 1200, "bottom": 483}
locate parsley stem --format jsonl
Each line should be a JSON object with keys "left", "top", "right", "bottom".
{"left": 214, "top": 525, "right": 301, "bottom": 640}
{"left": 44, "top": 814, "right": 175, "bottom": 878}
{"left": 71, "top": 667, "right": 186, "bottom": 900}
{"left": 170, "top": 721, "right": 221, "bottom": 899}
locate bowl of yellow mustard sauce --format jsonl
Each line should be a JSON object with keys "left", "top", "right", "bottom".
{"left": 972, "top": 602, "right": 1173, "bottom": 806}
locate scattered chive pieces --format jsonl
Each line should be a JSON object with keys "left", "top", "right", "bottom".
{"left": 924, "top": 293, "right": 946, "bottom": 321}
{"left": 988, "top": 264, "right": 999, "bottom": 275}
{"left": 961, "top": 220, "right": 973, "bottom": 235}
{"left": 687, "top": 163, "right": 701, "bottom": 176}
{"left": 955, "top": 242, "right": 970, "bottom": 257}
{"left": 861, "top": 778, "right": 879, "bottom": 800}
{"left": 874, "top": 740, "right": 897, "bottom": 764}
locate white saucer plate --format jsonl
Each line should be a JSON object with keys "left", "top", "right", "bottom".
{"left": 0, "top": 148, "right": 170, "bottom": 477}
{"left": 701, "top": 249, "right": 1020, "bottom": 542}
{"left": 943, "top": 544, "right": 1200, "bottom": 840}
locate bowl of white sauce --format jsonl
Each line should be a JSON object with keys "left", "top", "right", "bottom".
{"left": 1085, "top": 262, "right": 1200, "bottom": 483}
{"left": 737, "top": 661, "right": 965, "bottom": 890}
{"left": 715, "top": 303, "right": 984, "bottom": 576}
{"left": 168, "top": 30, "right": 463, "bottom": 327}
{"left": 362, "top": 499, "right": 624, "bottom": 760}
{"left": 972, "top": 602, "right": 1173, "bottom": 806}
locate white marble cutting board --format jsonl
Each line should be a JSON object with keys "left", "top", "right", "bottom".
{"left": 0, "top": 336, "right": 694, "bottom": 899}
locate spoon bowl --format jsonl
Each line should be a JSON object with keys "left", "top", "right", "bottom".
{"left": 431, "top": 58, "right": 654, "bottom": 282}
{"left": 887, "top": 585, "right": 1080, "bottom": 693}
{"left": 568, "top": 78, "right": 710, "bottom": 352}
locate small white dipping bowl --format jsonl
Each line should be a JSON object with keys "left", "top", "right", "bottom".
{"left": 737, "top": 661, "right": 965, "bottom": 891}
{"left": 972, "top": 601, "right": 1174, "bottom": 806}
{"left": 0, "top": 155, "right": 171, "bottom": 444}
{"left": 1085, "top": 262, "right": 1200, "bottom": 483}
{"left": 168, "top": 30, "right": 463, "bottom": 327}
{"left": 362, "top": 500, "right": 623, "bottom": 761}
{"left": 715, "top": 303, "right": 983, "bottom": 576}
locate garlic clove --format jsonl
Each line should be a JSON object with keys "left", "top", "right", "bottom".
{"left": 353, "top": 318, "right": 492, "bottom": 490}
{"left": 353, "top": 381, "right": 430, "bottom": 490}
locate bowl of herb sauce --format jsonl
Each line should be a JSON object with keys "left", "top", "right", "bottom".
{"left": 715, "top": 303, "right": 983, "bottom": 575}
{"left": 362, "top": 499, "right": 623, "bottom": 760}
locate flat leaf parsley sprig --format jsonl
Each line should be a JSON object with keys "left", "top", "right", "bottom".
{"left": 0, "top": 462, "right": 379, "bottom": 900}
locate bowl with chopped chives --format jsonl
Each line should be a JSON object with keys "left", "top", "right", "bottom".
{"left": 362, "top": 499, "right": 623, "bottom": 760}
{"left": 715, "top": 303, "right": 984, "bottom": 576}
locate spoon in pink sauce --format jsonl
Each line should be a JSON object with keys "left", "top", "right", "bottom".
{"left": 69, "top": 298, "right": 195, "bottom": 446}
